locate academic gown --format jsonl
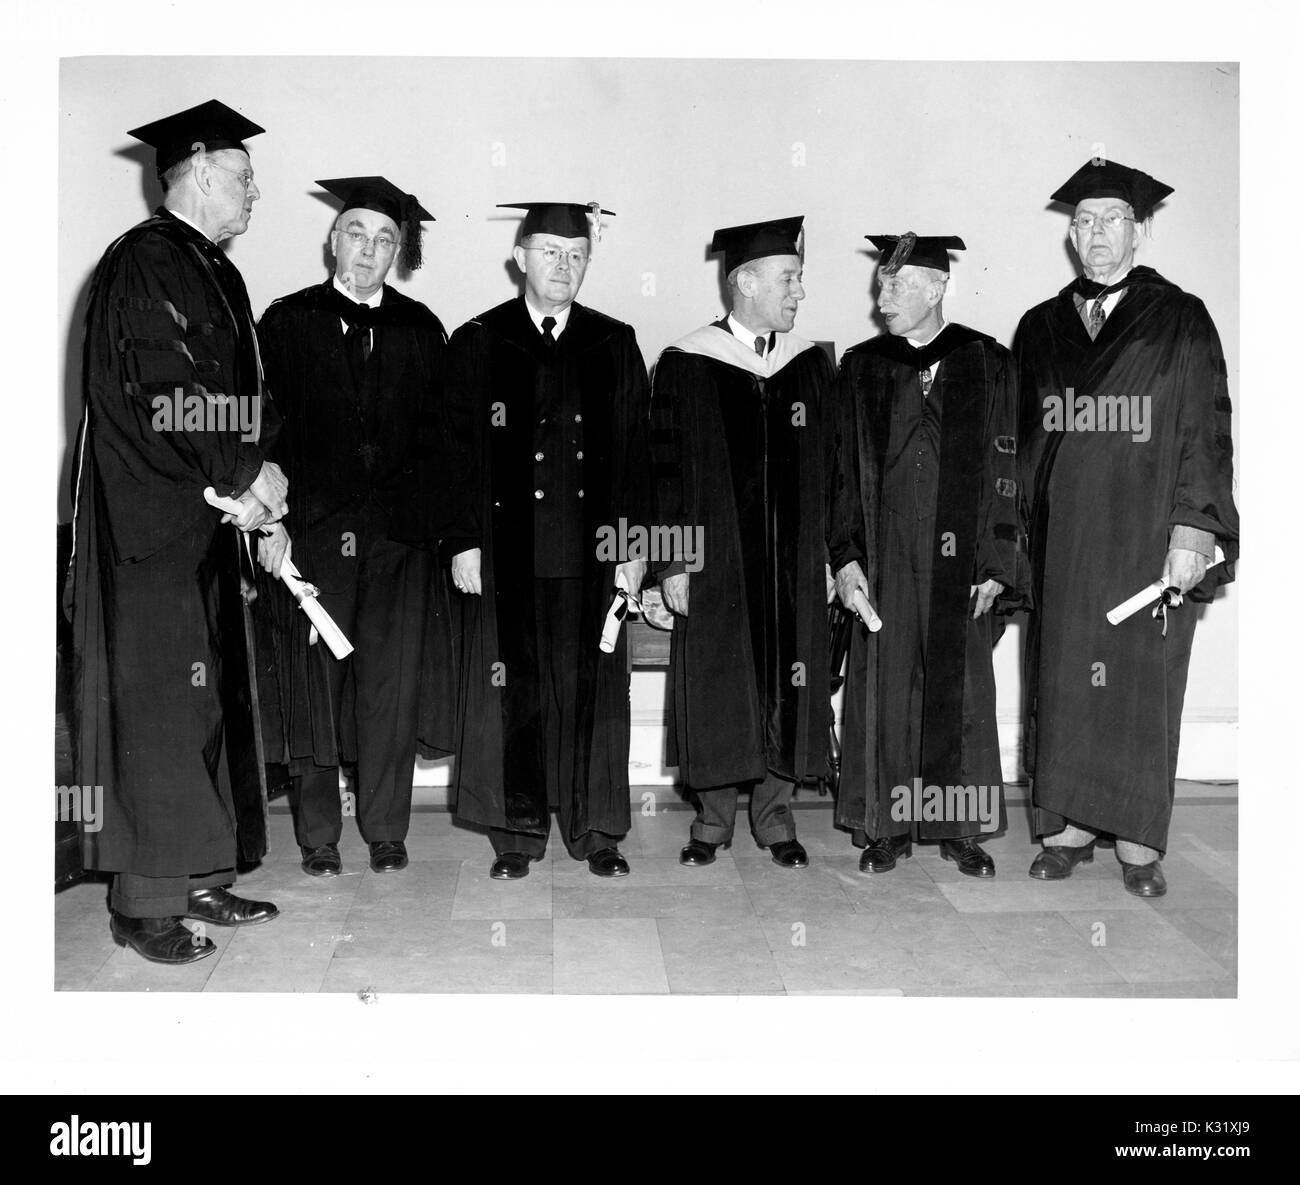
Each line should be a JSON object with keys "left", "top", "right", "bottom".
{"left": 441, "top": 297, "right": 651, "bottom": 839}
{"left": 68, "top": 207, "right": 280, "bottom": 877}
{"left": 1015, "top": 266, "right": 1239, "bottom": 850}
{"left": 254, "top": 281, "right": 456, "bottom": 772}
{"left": 828, "top": 325, "right": 1028, "bottom": 839}
{"left": 650, "top": 321, "right": 834, "bottom": 790}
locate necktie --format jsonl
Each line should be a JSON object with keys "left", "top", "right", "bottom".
{"left": 754, "top": 334, "right": 770, "bottom": 358}
{"left": 1074, "top": 274, "right": 1135, "bottom": 341}
{"left": 541, "top": 315, "right": 557, "bottom": 347}
{"left": 1088, "top": 292, "right": 1108, "bottom": 339}
{"left": 920, "top": 366, "right": 933, "bottom": 397}
{"left": 352, "top": 319, "right": 373, "bottom": 364}
{"left": 333, "top": 292, "right": 375, "bottom": 371}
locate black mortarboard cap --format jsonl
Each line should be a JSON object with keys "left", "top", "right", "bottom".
{"left": 709, "top": 215, "right": 805, "bottom": 275}
{"left": 127, "top": 99, "right": 265, "bottom": 178}
{"left": 497, "top": 202, "right": 615, "bottom": 241}
{"left": 867, "top": 233, "right": 966, "bottom": 274}
{"left": 317, "top": 176, "right": 434, "bottom": 271}
{"left": 1051, "top": 158, "right": 1174, "bottom": 222}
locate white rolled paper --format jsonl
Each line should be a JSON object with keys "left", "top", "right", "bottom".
{"left": 202, "top": 487, "right": 354, "bottom": 659}
{"left": 1106, "top": 547, "right": 1225, "bottom": 626}
{"left": 599, "top": 569, "right": 637, "bottom": 654}
{"left": 279, "top": 559, "right": 354, "bottom": 659}
{"left": 851, "top": 588, "right": 883, "bottom": 632}
{"left": 599, "top": 589, "right": 632, "bottom": 654}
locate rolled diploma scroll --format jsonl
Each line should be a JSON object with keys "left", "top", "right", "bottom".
{"left": 1105, "top": 546, "right": 1225, "bottom": 626}
{"left": 599, "top": 569, "right": 636, "bottom": 654}
{"left": 851, "top": 588, "right": 883, "bottom": 632}
{"left": 202, "top": 488, "right": 355, "bottom": 659}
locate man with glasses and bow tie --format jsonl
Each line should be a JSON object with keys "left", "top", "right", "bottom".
{"left": 440, "top": 201, "right": 651, "bottom": 880}
{"left": 829, "top": 233, "right": 1028, "bottom": 879}
{"left": 256, "top": 175, "right": 455, "bottom": 879}
{"left": 1015, "top": 158, "right": 1239, "bottom": 897}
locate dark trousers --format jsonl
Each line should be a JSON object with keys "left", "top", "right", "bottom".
{"left": 111, "top": 868, "right": 234, "bottom": 918}
{"left": 490, "top": 577, "right": 623, "bottom": 861}
{"left": 872, "top": 506, "right": 998, "bottom": 842}
{"left": 290, "top": 537, "right": 431, "bottom": 849}
{"left": 690, "top": 771, "right": 797, "bottom": 846}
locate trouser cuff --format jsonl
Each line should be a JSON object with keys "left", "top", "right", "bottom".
{"left": 690, "top": 820, "right": 734, "bottom": 845}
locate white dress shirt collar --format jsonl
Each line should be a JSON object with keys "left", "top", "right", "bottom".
{"left": 726, "top": 313, "right": 777, "bottom": 356}
{"left": 523, "top": 298, "right": 571, "bottom": 339}
{"left": 166, "top": 207, "right": 211, "bottom": 242}
{"left": 333, "top": 276, "right": 384, "bottom": 308}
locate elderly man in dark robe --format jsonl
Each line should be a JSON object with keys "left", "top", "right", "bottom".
{"left": 831, "top": 233, "right": 1028, "bottom": 878}
{"left": 651, "top": 216, "right": 833, "bottom": 870}
{"left": 1016, "top": 159, "right": 1239, "bottom": 897}
{"left": 256, "top": 175, "right": 453, "bottom": 878}
{"left": 441, "top": 202, "right": 651, "bottom": 880}
{"left": 68, "top": 100, "right": 286, "bottom": 964}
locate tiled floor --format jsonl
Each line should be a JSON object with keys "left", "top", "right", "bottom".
{"left": 55, "top": 783, "right": 1237, "bottom": 997}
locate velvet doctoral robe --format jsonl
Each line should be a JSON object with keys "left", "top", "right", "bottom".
{"left": 441, "top": 297, "right": 651, "bottom": 839}
{"left": 650, "top": 321, "right": 834, "bottom": 790}
{"left": 828, "top": 325, "right": 1028, "bottom": 839}
{"left": 254, "top": 280, "right": 456, "bottom": 770}
{"left": 1015, "top": 266, "right": 1239, "bottom": 850}
{"left": 68, "top": 207, "right": 280, "bottom": 876}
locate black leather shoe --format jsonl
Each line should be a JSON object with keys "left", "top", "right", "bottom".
{"left": 764, "top": 839, "right": 809, "bottom": 869}
{"left": 940, "top": 837, "right": 996, "bottom": 878}
{"left": 859, "top": 834, "right": 912, "bottom": 873}
{"left": 1120, "top": 859, "right": 1167, "bottom": 898}
{"left": 679, "top": 838, "right": 730, "bottom": 867}
{"left": 185, "top": 887, "right": 279, "bottom": 927}
{"left": 587, "top": 847, "right": 631, "bottom": 878}
{"left": 301, "top": 842, "right": 341, "bottom": 877}
{"left": 490, "top": 851, "right": 537, "bottom": 880}
{"left": 369, "top": 840, "right": 408, "bottom": 873}
{"left": 1028, "top": 842, "right": 1096, "bottom": 880}
{"left": 111, "top": 912, "right": 216, "bottom": 964}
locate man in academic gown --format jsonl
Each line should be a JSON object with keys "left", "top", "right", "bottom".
{"left": 830, "top": 234, "right": 1028, "bottom": 877}
{"left": 67, "top": 100, "right": 286, "bottom": 964}
{"left": 651, "top": 216, "right": 833, "bottom": 870}
{"left": 256, "top": 176, "right": 453, "bottom": 877}
{"left": 442, "top": 202, "right": 650, "bottom": 879}
{"left": 1016, "top": 159, "right": 1239, "bottom": 897}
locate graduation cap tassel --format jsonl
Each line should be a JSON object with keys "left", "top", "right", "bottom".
{"left": 883, "top": 231, "right": 917, "bottom": 275}
{"left": 403, "top": 210, "right": 424, "bottom": 271}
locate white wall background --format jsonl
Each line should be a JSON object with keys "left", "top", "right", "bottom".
{"left": 58, "top": 56, "right": 1239, "bottom": 780}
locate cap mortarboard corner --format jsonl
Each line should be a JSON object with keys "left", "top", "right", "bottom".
{"left": 497, "top": 202, "right": 616, "bottom": 241}
{"left": 866, "top": 233, "right": 966, "bottom": 274}
{"left": 709, "top": 215, "right": 805, "bottom": 276}
{"left": 317, "top": 176, "right": 434, "bottom": 271}
{"left": 127, "top": 99, "right": 265, "bottom": 178}
{"left": 1050, "top": 158, "right": 1174, "bottom": 222}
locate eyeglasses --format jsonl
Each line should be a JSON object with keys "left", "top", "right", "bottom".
{"left": 524, "top": 245, "right": 589, "bottom": 268}
{"left": 207, "top": 161, "right": 256, "bottom": 190}
{"left": 1072, "top": 211, "right": 1135, "bottom": 232}
{"left": 338, "top": 229, "right": 399, "bottom": 254}
{"left": 877, "top": 277, "right": 917, "bottom": 298}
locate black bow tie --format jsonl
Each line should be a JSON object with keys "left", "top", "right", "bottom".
{"left": 332, "top": 289, "right": 380, "bottom": 328}
{"left": 1073, "top": 274, "right": 1136, "bottom": 301}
